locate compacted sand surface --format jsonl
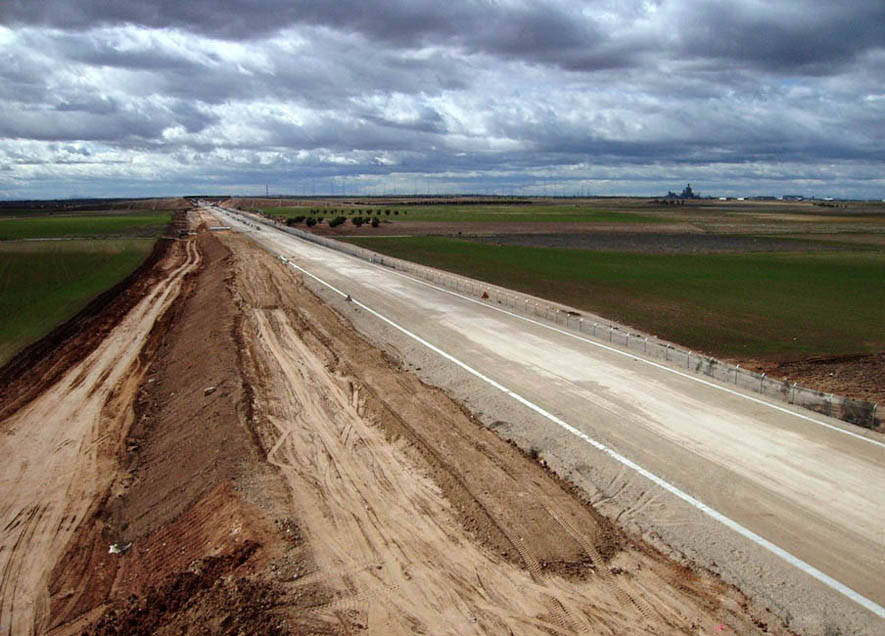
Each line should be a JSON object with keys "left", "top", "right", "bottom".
{"left": 0, "top": 211, "right": 796, "bottom": 635}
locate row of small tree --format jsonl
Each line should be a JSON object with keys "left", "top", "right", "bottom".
{"left": 285, "top": 215, "right": 380, "bottom": 228}
{"left": 306, "top": 208, "right": 404, "bottom": 216}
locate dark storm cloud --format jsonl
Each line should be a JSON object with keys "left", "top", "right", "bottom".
{"left": 675, "top": 1, "right": 885, "bottom": 74}
{"left": 4, "top": 0, "right": 884, "bottom": 74}
{"left": 0, "top": 1, "right": 627, "bottom": 71}
{"left": 1, "top": 1, "right": 884, "bottom": 199}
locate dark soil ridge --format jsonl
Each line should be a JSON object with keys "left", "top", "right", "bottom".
{"left": 465, "top": 232, "right": 859, "bottom": 253}
{"left": 48, "top": 231, "right": 333, "bottom": 636}
{"left": 0, "top": 212, "right": 184, "bottom": 424}
{"left": 741, "top": 353, "right": 885, "bottom": 421}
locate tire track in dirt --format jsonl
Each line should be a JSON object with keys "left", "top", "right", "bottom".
{"left": 0, "top": 237, "right": 200, "bottom": 636}
{"left": 223, "top": 229, "right": 795, "bottom": 635}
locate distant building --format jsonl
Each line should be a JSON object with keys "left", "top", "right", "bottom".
{"left": 665, "top": 183, "right": 700, "bottom": 199}
{"left": 782, "top": 195, "right": 805, "bottom": 201}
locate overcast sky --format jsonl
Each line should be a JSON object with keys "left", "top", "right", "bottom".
{"left": 1, "top": 1, "right": 883, "bottom": 199}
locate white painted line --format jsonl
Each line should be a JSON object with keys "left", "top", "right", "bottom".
{"left": 214, "top": 205, "right": 885, "bottom": 614}
{"left": 277, "top": 256, "right": 884, "bottom": 619}
{"left": 228, "top": 204, "right": 882, "bottom": 450}
{"left": 364, "top": 262, "right": 885, "bottom": 450}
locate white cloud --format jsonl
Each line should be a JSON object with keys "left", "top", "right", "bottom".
{"left": 0, "top": 1, "right": 883, "bottom": 198}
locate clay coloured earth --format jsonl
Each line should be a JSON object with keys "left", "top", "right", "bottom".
{"left": 0, "top": 206, "right": 878, "bottom": 634}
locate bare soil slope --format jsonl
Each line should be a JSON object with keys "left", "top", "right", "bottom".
{"left": 3, "top": 215, "right": 793, "bottom": 635}
{"left": 0, "top": 235, "right": 200, "bottom": 636}
{"left": 217, "top": 228, "right": 789, "bottom": 634}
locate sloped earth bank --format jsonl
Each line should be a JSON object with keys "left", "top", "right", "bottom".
{"left": 0, "top": 228, "right": 200, "bottom": 636}
{"left": 4, "top": 216, "right": 791, "bottom": 634}
{"left": 740, "top": 354, "right": 885, "bottom": 415}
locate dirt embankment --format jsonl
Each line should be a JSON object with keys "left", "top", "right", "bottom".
{"left": 46, "top": 231, "right": 302, "bottom": 636}
{"left": 4, "top": 214, "right": 795, "bottom": 635}
{"left": 0, "top": 228, "right": 200, "bottom": 636}
{"left": 740, "top": 353, "right": 885, "bottom": 413}
{"left": 0, "top": 221, "right": 179, "bottom": 424}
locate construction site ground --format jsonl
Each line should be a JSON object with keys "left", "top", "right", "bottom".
{"left": 1, "top": 209, "right": 815, "bottom": 634}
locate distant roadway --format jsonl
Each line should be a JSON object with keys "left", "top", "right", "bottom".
{"left": 206, "top": 204, "right": 885, "bottom": 630}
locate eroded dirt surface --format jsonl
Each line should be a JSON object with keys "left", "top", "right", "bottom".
{"left": 741, "top": 353, "right": 885, "bottom": 421}
{"left": 44, "top": 228, "right": 310, "bottom": 636}
{"left": 0, "top": 233, "right": 200, "bottom": 636}
{"left": 3, "top": 212, "right": 795, "bottom": 635}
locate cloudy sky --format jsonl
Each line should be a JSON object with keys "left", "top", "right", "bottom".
{"left": 1, "top": 1, "right": 883, "bottom": 200}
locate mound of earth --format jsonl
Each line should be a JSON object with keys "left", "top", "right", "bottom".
{"left": 3, "top": 211, "right": 795, "bottom": 635}
{"left": 742, "top": 353, "right": 885, "bottom": 422}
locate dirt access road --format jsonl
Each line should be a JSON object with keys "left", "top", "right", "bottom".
{"left": 211, "top": 205, "right": 885, "bottom": 635}
{"left": 3, "top": 209, "right": 795, "bottom": 634}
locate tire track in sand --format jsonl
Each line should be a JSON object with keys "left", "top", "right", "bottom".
{"left": 225, "top": 234, "right": 785, "bottom": 635}
{"left": 0, "top": 238, "right": 200, "bottom": 636}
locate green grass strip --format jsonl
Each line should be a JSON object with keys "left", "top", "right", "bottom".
{"left": 0, "top": 239, "right": 156, "bottom": 364}
{"left": 344, "top": 236, "right": 885, "bottom": 360}
{"left": 0, "top": 214, "right": 171, "bottom": 240}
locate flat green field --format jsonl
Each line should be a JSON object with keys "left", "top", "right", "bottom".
{"left": 0, "top": 214, "right": 171, "bottom": 240}
{"left": 257, "top": 204, "right": 663, "bottom": 224}
{"left": 343, "top": 236, "right": 885, "bottom": 359}
{"left": 0, "top": 239, "right": 156, "bottom": 364}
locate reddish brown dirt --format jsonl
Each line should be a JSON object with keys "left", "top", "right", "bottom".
{"left": 741, "top": 353, "right": 885, "bottom": 420}
{"left": 4, "top": 217, "right": 796, "bottom": 635}
{"left": 44, "top": 231, "right": 334, "bottom": 636}
{"left": 0, "top": 231, "right": 200, "bottom": 636}
{"left": 311, "top": 219, "right": 696, "bottom": 237}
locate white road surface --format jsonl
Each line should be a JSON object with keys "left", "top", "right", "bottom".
{"left": 207, "top": 205, "right": 884, "bottom": 632}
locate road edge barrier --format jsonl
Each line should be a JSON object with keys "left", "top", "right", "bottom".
{"left": 220, "top": 206, "right": 879, "bottom": 430}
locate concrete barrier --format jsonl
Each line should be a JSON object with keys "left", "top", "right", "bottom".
{"left": 220, "top": 205, "right": 879, "bottom": 430}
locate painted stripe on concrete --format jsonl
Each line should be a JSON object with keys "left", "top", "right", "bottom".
{"left": 223, "top": 203, "right": 882, "bottom": 450}
{"left": 360, "top": 259, "right": 885, "bottom": 450}
{"left": 276, "top": 251, "right": 884, "bottom": 620}
{"left": 211, "top": 205, "right": 885, "bottom": 617}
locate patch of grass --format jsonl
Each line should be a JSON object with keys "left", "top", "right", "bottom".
{"left": 0, "top": 239, "right": 155, "bottom": 364}
{"left": 343, "top": 236, "right": 885, "bottom": 360}
{"left": 255, "top": 204, "right": 664, "bottom": 224}
{"left": 0, "top": 214, "right": 171, "bottom": 240}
